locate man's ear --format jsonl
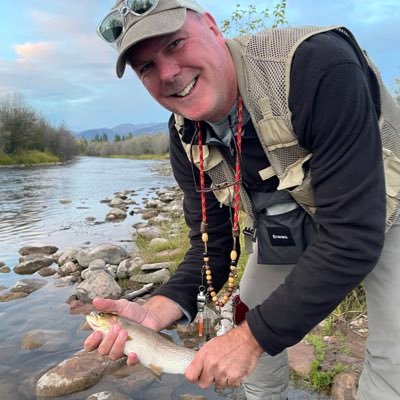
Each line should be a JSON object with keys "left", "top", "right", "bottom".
{"left": 202, "top": 12, "right": 224, "bottom": 38}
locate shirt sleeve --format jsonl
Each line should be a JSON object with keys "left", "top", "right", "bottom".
{"left": 153, "top": 116, "right": 235, "bottom": 320}
{"left": 246, "top": 31, "right": 386, "bottom": 355}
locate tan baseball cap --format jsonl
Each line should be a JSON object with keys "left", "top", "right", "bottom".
{"left": 110, "top": 0, "right": 204, "bottom": 78}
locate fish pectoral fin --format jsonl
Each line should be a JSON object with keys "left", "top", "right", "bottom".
{"left": 148, "top": 364, "right": 163, "bottom": 381}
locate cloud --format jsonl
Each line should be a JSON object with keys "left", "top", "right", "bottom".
{"left": 15, "top": 42, "right": 57, "bottom": 64}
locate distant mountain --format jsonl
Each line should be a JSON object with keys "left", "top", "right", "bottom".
{"left": 76, "top": 122, "right": 168, "bottom": 141}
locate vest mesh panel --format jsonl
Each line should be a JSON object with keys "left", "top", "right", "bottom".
{"left": 233, "top": 26, "right": 400, "bottom": 229}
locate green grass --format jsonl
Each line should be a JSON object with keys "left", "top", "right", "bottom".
{"left": 134, "top": 217, "right": 190, "bottom": 273}
{"left": 306, "top": 335, "right": 346, "bottom": 391}
{"left": 0, "top": 150, "right": 59, "bottom": 165}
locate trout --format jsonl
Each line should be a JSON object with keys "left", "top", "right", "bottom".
{"left": 86, "top": 311, "right": 196, "bottom": 376}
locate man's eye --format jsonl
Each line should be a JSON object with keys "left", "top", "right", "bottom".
{"left": 140, "top": 63, "right": 151, "bottom": 74}
{"left": 169, "top": 39, "right": 182, "bottom": 50}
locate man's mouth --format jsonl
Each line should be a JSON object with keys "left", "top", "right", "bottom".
{"left": 175, "top": 78, "right": 197, "bottom": 97}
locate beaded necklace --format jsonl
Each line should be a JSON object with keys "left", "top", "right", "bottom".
{"left": 195, "top": 96, "right": 243, "bottom": 335}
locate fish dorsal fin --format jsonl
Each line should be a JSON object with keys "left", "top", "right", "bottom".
{"left": 148, "top": 364, "right": 163, "bottom": 381}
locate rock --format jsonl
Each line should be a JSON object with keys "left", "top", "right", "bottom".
{"left": 136, "top": 226, "right": 161, "bottom": 240}
{"left": 145, "top": 200, "right": 161, "bottom": 209}
{"left": 0, "top": 265, "right": 10, "bottom": 273}
{"left": 19, "top": 245, "right": 59, "bottom": 256}
{"left": 0, "top": 285, "right": 7, "bottom": 291}
{"left": 0, "top": 291, "right": 29, "bottom": 302}
{"left": 331, "top": 372, "right": 358, "bottom": 400}
{"left": 38, "top": 267, "right": 58, "bottom": 277}
{"left": 10, "top": 278, "right": 47, "bottom": 294}
{"left": 51, "top": 249, "right": 65, "bottom": 263}
{"left": 57, "top": 248, "right": 86, "bottom": 266}
{"left": 59, "top": 199, "right": 72, "bottom": 204}
{"left": 76, "top": 244, "right": 129, "bottom": 267}
{"left": 116, "top": 257, "right": 144, "bottom": 279}
{"left": 13, "top": 258, "right": 54, "bottom": 274}
{"left": 148, "top": 215, "right": 170, "bottom": 226}
{"left": 140, "top": 210, "right": 159, "bottom": 220}
{"left": 0, "top": 261, "right": 4, "bottom": 267}
{"left": 154, "top": 248, "right": 181, "bottom": 259}
{"left": 21, "top": 329, "right": 65, "bottom": 350}
{"left": 130, "top": 268, "right": 171, "bottom": 284}
{"left": 35, "top": 350, "right": 126, "bottom": 397}
{"left": 88, "top": 259, "right": 107, "bottom": 270}
{"left": 159, "top": 192, "right": 176, "bottom": 203}
{"left": 76, "top": 271, "right": 123, "bottom": 300}
{"left": 54, "top": 276, "right": 78, "bottom": 287}
{"left": 180, "top": 395, "right": 207, "bottom": 400}
{"left": 110, "top": 197, "right": 126, "bottom": 208}
{"left": 149, "top": 237, "right": 169, "bottom": 247}
{"left": 106, "top": 208, "right": 127, "bottom": 220}
{"left": 288, "top": 340, "right": 315, "bottom": 377}
{"left": 86, "top": 391, "right": 133, "bottom": 400}
{"left": 59, "top": 261, "right": 81, "bottom": 275}
{"left": 141, "top": 262, "right": 173, "bottom": 271}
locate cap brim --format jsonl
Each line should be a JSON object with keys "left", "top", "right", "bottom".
{"left": 116, "top": 8, "right": 187, "bottom": 78}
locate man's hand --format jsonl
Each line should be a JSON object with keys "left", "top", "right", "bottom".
{"left": 83, "top": 296, "right": 183, "bottom": 364}
{"left": 83, "top": 298, "right": 148, "bottom": 364}
{"left": 185, "top": 321, "right": 263, "bottom": 388}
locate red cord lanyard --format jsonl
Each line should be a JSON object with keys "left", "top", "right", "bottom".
{"left": 195, "top": 96, "right": 243, "bottom": 316}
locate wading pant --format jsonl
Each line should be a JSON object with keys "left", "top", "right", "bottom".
{"left": 239, "top": 244, "right": 293, "bottom": 400}
{"left": 240, "top": 217, "right": 400, "bottom": 400}
{"left": 357, "top": 216, "right": 400, "bottom": 400}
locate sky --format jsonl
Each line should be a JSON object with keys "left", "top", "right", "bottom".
{"left": 0, "top": 1, "right": 399, "bottom": 133}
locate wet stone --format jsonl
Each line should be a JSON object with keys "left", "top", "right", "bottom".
{"left": 19, "top": 245, "right": 59, "bottom": 256}
{"left": 36, "top": 350, "right": 126, "bottom": 397}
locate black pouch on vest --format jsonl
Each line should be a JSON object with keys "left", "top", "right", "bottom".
{"left": 252, "top": 190, "right": 317, "bottom": 265}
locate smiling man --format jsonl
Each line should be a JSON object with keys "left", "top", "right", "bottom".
{"left": 85, "top": 1, "right": 400, "bottom": 399}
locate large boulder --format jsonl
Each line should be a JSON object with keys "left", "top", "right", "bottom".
{"left": 36, "top": 351, "right": 126, "bottom": 397}
{"left": 76, "top": 244, "right": 129, "bottom": 267}
{"left": 76, "top": 271, "right": 123, "bottom": 300}
{"left": 13, "top": 258, "right": 53, "bottom": 274}
{"left": 19, "top": 245, "right": 58, "bottom": 256}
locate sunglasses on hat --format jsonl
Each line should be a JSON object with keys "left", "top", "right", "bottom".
{"left": 97, "top": 0, "right": 158, "bottom": 48}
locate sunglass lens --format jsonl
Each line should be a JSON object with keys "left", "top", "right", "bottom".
{"left": 126, "top": 0, "right": 157, "bottom": 15}
{"left": 99, "top": 11, "right": 123, "bottom": 43}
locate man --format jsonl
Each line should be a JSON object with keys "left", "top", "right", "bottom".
{"left": 85, "top": 0, "right": 400, "bottom": 399}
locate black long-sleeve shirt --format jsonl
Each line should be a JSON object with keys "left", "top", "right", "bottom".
{"left": 154, "top": 30, "right": 386, "bottom": 356}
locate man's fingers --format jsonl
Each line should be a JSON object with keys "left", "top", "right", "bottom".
{"left": 97, "top": 324, "right": 122, "bottom": 356}
{"left": 108, "top": 329, "right": 128, "bottom": 360}
{"left": 127, "top": 352, "right": 139, "bottom": 366}
{"left": 83, "top": 330, "right": 103, "bottom": 351}
{"left": 93, "top": 297, "right": 126, "bottom": 314}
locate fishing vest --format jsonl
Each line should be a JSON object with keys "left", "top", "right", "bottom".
{"left": 175, "top": 26, "right": 400, "bottom": 231}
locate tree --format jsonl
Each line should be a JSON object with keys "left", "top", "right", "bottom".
{"left": 221, "top": 1, "right": 288, "bottom": 37}
{"left": 0, "top": 94, "right": 36, "bottom": 153}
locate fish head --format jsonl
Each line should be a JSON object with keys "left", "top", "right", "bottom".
{"left": 86, "top": 311, "right": 119, "bottom": 333}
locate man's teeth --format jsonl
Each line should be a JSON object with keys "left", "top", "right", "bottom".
{"left": 176, "top": 79, "right": 196, "bottom": 97}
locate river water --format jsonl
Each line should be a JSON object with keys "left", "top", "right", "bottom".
{"left": 0, "top": 157, "right": 328, "bottom": 400}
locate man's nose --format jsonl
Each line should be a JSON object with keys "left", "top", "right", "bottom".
{"left": 158, "top": 61, "right": 181, "bottom": 82}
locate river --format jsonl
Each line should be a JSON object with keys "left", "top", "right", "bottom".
{"left": 0, "top": 157, "right": 328, "bottom": 400}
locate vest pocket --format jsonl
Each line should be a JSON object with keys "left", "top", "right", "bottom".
{"left": 255, "top": 206, "right": 317, "bottom": 265}
{"left": 252, "top": 191, "right": 317, "bottom": 265}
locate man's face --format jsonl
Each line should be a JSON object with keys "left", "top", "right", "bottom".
{"left": 127, "top": 12, "right": 237, "bottom": 122}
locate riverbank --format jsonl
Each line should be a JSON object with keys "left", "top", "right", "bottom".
{"left": 0, "top": 150, "right": 61, "bottom": 166}
{"left": 0, "top": 159, "right": 365, "bottom": 400}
